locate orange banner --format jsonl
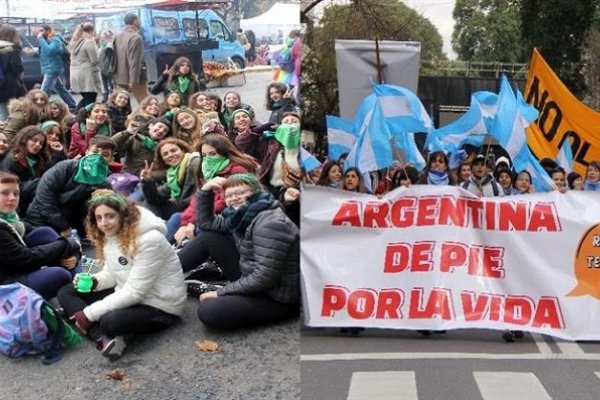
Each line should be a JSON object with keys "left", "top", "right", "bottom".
{"left": 525, "top": 48, "right": 600, "bottom": 176}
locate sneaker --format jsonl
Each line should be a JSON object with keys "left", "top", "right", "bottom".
{"left": 186, "top": 280, "right": 224, "bottom": 298}
{"left": 97, "top": 335, "right": 126, "bottom": 361}
{"left": 184, "top": 260, "right": 225, "bottom": 282}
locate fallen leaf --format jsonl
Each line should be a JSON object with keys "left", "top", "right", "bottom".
{"left": 122, "top": 378, "right": 133, "bottom": 390}
{"left": 195, "top": 340, "right": 219, "bottom": 352}
{"left": 105, "top": 369, "right": 126, "bottom": 381}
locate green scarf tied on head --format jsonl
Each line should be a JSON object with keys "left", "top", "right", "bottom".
{"left": 73, "top": 153, "right": 109, "bottom": 185}
{"left": 79, "top": 122, "right": 111, "bottom": 137}
{"left": 26, "top": 156, "right": 37, "bottom": 176}
{"left": 273, "top": 124, "right": 301, "bottom": 150}
{"left": 202, "top": 155, "right": 230, "bottom": 181}
{"left": 178, "top": 76, "right": 190, "bottom": 94}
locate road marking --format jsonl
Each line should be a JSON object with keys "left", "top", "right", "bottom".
{"left": 301, "top": 352, "right": 600, "bottom": 361}
{"left": 595, "top": 372, "right": 600, "bottom": 380}
{"left": 531, "top": 333, "right": 553, "bottom": 355}
{"left": 554, "top": 341, "right": 585, "bottom": 355}
{"left": 474, "top": 371, "right": 551, "bottom": 400}
{"left": 347, "top": 371, "right": 417, "bottom": 400}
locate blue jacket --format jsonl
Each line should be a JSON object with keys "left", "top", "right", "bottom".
{"left": 38, "top": 34, "right": 65, "bottom": 75}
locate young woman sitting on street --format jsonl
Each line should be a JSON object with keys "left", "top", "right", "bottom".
{"left": 0, "top": 126, "right": 52, "bottom": 215}
{"left": 222, "top": 90, "right": 256, "bottom": 134}
{"left": 106, "top": 90, "right": 132, "bottom": 134}
{"left": 68, "top": 102, "right": 112, "bottom": 159}
{"left": 192, "top": 173, "right": 299, "bottom": 329}
{"left": 140, "top": 138, "right": 200, "bottom": 220}
{"left": 172, "top": 107, "right": 202, "bottom": 148}
{"left": 57, "top": 189, "right": 186, "bottom": 360}
{"left": 0, "top": 171, "right": 79, "bottom": 299}
{"left": 150, "top": 57, "right": 204, "bottom": 106}
{"left": 41, "top": 120, "right": 68, "bottom": 165}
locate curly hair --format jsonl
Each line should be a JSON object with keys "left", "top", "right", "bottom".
{"left": 11, "top": 126, "right": 50, "bottom": 175}
{"left": 85, "top": 189, "right": 141, "bottom": 265}
{"left": 47, "top": 100, "right": 71, "bottom": 134}
{"left": 265, "top": 82, "right": 288, "bottom": 110}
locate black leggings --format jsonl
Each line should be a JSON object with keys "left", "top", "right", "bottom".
{"left": 198, "top": 294, "right": 299, "bottom": 330}
{"left": 177, "top": 230, "right": 241, "bottom": 281}
{"left": 57, "top": 284, "right": 178, "bottom": 341}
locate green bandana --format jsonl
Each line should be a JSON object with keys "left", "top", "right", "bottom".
{"left": 0, "top": 211, "right": 25, "bottom": 237}
{"left": 202, "top": 155, "right": 230, "bottom": 181}
{"left": 79, "top": 122, "right": 111, "bottom": 137}
{"left": 0, "top": 211, "right": 18, "bottom": 224}
{"left": 139, "top": 134, "right": 157, "bottom": 152}
{"left": 178, "top": 76, "right": 191, "bottom": 94}
{"left": 273, "top": 124, "right": 301, "bottom": 149}
{"left": 26, "top": 156, "right": 37, "bottom": 176}
{"left": 73, "top": 154, "right": 109, "bottom": 185}
{"left": 166, "top": 153, "right": 191, "bottom": 199}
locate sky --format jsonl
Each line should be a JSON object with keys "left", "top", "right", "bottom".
{"left": 402, "top": 0, "right": 457, "bottom": 59}
{"left": 310, "top": 0, "right": 458, "bottom": 59}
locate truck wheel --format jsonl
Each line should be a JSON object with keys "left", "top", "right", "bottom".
{"left": 231, "top": 56, "right": 245, "bottom": 69}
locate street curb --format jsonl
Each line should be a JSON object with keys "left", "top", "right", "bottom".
{"left": 242, "top": 65, "right": 277, "bottom": 73}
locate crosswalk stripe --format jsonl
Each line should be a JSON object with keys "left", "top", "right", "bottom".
{"left": 301, "top": 352, "right": 600, "bottom": 361}
{"left": 474, "top": 372, "right": 551, "bottom": 400}
{"left": 531, "top": 333, "right": 553, "bottom": 355}
{"left": 347, "top": 371, "right": 417, "bottom": 400}
{"left": 554, "top": 341, "right": 585, "bottom": 355}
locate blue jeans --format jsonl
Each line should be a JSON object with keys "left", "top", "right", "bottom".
{"left": 41, "top": 73, "right": 77, "bottom": 109}
{"left": 101, "top": 75, "right": 113, "bottom": 101}
{"left": 166, "top": 212, "right": 182, "bottom": 244}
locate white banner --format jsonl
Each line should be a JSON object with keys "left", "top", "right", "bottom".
{"left": 301, "top": 185, "right": 600, "bottom": 340}
{"left": 334, "top": 40, "right": 421, "bottom": 121}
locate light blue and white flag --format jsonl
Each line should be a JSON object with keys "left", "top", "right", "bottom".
{"left": 490, "top": 75, "right": 529, "bottom": 172}
{"left": 326, "top": 115, "right": 356, "bottom": 162}
{"left": 345, "top": 93, "right": 394, "bottom": 173}
{"left": 516, "top": 88, "right": 539, "bottom": 125}
{"left": 372, "top": 84, "right": 434, "bottom": 134}
{"left": 556, "top": 139, "right": 574, "bottom": 173}
{"left": 473, "top": 90, "right": 499, "bottom": 132}
{"left": 426, "top": 94, "right": 488, "bottom": 152}
{"left": 524, "top": 148, "right": 555, "bottom": 193}
{"left": 299, "top": 147, "right": 322, "bottom": 173}
{"left": 393, "top": 130, "right": 427, "bottom": 171}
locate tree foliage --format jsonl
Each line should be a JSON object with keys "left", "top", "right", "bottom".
{"left": 520, "top": 0, "right": 600, "bottom": 97}
{"left": 302, "top": 0, "right": 445, "bottom": 153}
{"left": 452, "top": 0, "right": 526, "bottom": 62}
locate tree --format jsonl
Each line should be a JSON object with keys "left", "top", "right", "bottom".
{"left": 520, "top": 0, "right": 600, "bottom": 97}
{"left": 302, "top": 0, "right": 445, "bottom": 154}
{"left": 452, "top": 0, "right": 526, "bottom": 62}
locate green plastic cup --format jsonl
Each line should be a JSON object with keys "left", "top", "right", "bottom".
{"left": 76, "top": 273, "right": 93, "bottom": 293}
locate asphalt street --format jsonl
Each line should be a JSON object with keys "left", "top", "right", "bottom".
{"left": 301, "top": 327, "right": 600, "bottom": 399}
{"left": 0, "top": 69, "right": 301, "bottom": 400}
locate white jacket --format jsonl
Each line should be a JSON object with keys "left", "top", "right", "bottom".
{"left": 84, "top": 207, "right": 187, "bottom": 321}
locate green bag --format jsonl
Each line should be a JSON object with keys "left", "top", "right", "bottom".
{"left": 41, "top": 305, "right": 83, "bottom": 347}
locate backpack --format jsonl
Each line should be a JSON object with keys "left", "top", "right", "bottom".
{"left": 99, "top": 40, "right": 116, "bottom": 78}
{"left": 0, "top": 283, "right": 80, "bottom": 364}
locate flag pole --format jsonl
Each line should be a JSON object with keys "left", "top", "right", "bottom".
{"left": 375, "top": 36, "right": 383, "bottom": 84}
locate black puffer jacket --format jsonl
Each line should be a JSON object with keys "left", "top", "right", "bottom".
{"left": 0, "top": 219, "right": 79, "bottom": 282}
{"left": 25, "top": 159, "right": 111, "bottom": 232}
{"left": 0, "top": 40, "right": 26, "bottom": 104}
{"left": 196, "top": 189, "right": 300, "bottom": 304}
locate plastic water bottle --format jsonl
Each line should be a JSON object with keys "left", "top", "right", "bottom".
{"left": 70, "top": 228, "right": 81, "bottom": 244}
{"left": 70, "top": 229, "right": 82, "bottom": 274}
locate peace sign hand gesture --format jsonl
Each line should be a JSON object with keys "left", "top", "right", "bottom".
{"left": 140, "top": 160, "right": 155, "bottom": 182}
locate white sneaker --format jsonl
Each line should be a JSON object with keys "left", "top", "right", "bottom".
{"left": 98, "top": 335, "right": 126, "bottom": 361}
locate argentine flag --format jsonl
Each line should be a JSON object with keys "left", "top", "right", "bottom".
{"left": 490, "top": 75, "right": 529, "bottom": 172}
{"left": 345, "top": 93, "right": 393, "bottom": 173}
{"left": 326, "top": 115, "right": 356, "bottom": 162}
{"left": 524, "top": 148, "right": 555, "bottom": 192}
{"left": 556, "top": 139, "right": 574, "bottom": 173}
{"left": 426, "top": 93, "right": 488, "bottom": 152}
{"left": 299, "top": 147, "right": 322, "bottom": 173}
{"left": 372, "top": 84, "right": 434, "bottom": 134}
